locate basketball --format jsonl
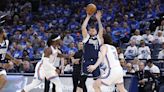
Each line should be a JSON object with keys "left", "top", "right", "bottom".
{"left": 86, "top": 4, "right": 97, "bottom": 15}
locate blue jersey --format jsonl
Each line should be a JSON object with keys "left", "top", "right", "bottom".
{"left": 83, "top": 35, "right": 101, "bottom": 61}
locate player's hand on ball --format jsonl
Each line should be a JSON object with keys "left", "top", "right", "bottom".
{"left": 87, "top": 65, "right": 96, "bottom": 72}
{"left": 95, "top": 10, "right": 102, "bottom": 20}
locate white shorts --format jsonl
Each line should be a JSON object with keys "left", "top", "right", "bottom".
{"left": 101, "top": 66, "right": 124, "bottom": 86}
{"left": 42, "top": 60, "right": 58, "bottom": 80}
{"left": 0, "top": 70, "right": 7, "bottom": 75}
{"left": 34, "top": 60, "right": 58, "bottom": 80}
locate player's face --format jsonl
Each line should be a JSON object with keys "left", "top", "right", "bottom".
{"left": 89, "top": 28, "right": 97, "bottom": 36}
{"left": 52, "top": 39, "right": 61, "bottom": 48}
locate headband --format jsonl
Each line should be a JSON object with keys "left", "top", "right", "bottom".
{"left": 52, "top": 35, "right": 61, "bottom": 41}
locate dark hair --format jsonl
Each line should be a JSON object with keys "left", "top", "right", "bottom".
{"left": 103, "top": 34, "right": 113, "bottom": 45}
{"left": 146, "top": 59, "right": 153, "bottom": 64}
{"left": 47, "top": 34, "right": 59, "bottom": 47}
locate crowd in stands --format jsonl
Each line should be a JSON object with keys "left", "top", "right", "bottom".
{"left": 0, "top": 0, "right": 163, "bottom": 91}
{"left": 0, "top": 0, "right": 163, "bottom": 76}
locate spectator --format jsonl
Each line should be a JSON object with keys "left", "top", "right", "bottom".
{"left": 12, "top": 44, "right": 23, "bottom": 58}
{"left": 63, "top": 31, "right": 75, "bottom": 46}
{"left": 135, "top": 62, "right": 147, "bottom": 92}
{"left": 158, "top": 42, "right": 164, "bottom": 61}
{"left": 142, "top": 29, "right": 154, "bottom": 44}
{"left": 129, "top": 14, "right": 140, "bottom": 33}
{"left": 21, "top": 61, "right": 34, "bottom": 73}
{"left": 68, "top": 42, "right": 78, "bottom": 54}
{"left": 154, "top": 20, "right": 164, "bottom": 37}
{"left": 22, "top": 50, "right": 30, "bottom": 60}
{"left": 132, "top": 58, "right": 140, "bottom": 71}
{"left": 117, "top": 47, "right": 124, "bottom": 59}
{"left": 124, "top": 40, "right": 138, "bottom": 59}
{"left": 138, "top": 40, "right": 151, "bottom": 59}
{"left": 144, "top": 59, "right": 161, "bottom": 91}
{"left": 120, "top": 59, "right": 127, "bottom": 75}
{"left": 120, "top": 22, "right": 131, "bottom": 43}
{"left": 153, "top": 31, "right": 164, "bottom": 44}
{"left": 130, "top": 29, "right": 143, "bottom": 44}
{"left": 126, "top": 63, "right": 135, "bottom": 74}
{"left": 111, "top": 21, "right": 122, "bottom": 44}
{"left": 145, "top": 59, "right": 160, "bottom": 74}
{"left": 64, "top": 59, "right": 73, "bottom": 74}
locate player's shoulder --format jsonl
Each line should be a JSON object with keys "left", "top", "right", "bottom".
{"left": 44, "top": 47, "right": 52, "bottom": 57}
{"left": 105, "top": 44, "right": 116, "bottom": 49}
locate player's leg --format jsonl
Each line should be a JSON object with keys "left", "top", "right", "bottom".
{"left": 93, "top": 79, "right": 101, "bottom": 92}
{"left": 44, "top": 78, "right": 51, "bottom": 92}
{"left": 0, "top": 74, "right": 7, "bottom": 91}
{"left": 76, "top": 87, "right": 83, "bottom": 92}
{"left": 22, "top": 79, "right": 42, "bottom": 92}
{"left": 44, "top": 78, "right": 56, "bottom": 92}
{"left": 49, "top": 76, "right": 62, "bottom": 92}
{"left": 92, "top": 66, "right": 101, "bottom": 92}
{"left": 22, "top": 62, "right": 44, "bottom": 92}
{"left": 116, "top": 83, "right": 127, "bottom": 92}
{"left": 115, "top": 67, "right": 127, "bottom": 92}
{"left": 52, "top": 83, "right": 56, "bottom": 92}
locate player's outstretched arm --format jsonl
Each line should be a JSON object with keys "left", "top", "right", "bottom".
{"left": 81, "top": 14, "right": 91, "bottom": 38}
{"left": 87, "top": 45, "right": 107, "bottom": 72}
{"left": 5, "top": 53, "right": 22, "bottom": 66}
{"left": 96, "top": 11, "right": 104, "bottom": 43}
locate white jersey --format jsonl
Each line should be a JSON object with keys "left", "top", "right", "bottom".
{"left": 104, "top": 44, "right": 121, "bottom": 68}
{"left": 42, "top": 46, "right": 60, "bottom": 79}
{"left": 49, "top": 46, "right": 59, "bottom": 65}
{"left": 0, "top": 40, "right": 9, "bottom": 60}
{"left": 100, "top": 44, "right": 123, "bottom": 86}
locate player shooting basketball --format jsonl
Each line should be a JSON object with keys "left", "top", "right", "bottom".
{"left": 79, "top": 4, "right": 104, "bottom": 92}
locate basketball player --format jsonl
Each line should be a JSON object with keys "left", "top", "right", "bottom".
{"left": 44, "top": 49, "right": 65, "bottom": 92}
{"left": 0, "top": 28, "right": 21, "bottom": 91}
{"left": 81, "top": 10, "right": 104, "bottom": 92}
{"left": 22, "top": 34, "right": 67, "bottom": 92}
{"left": 87, "top": 34, "right": 127, "bottom": 92}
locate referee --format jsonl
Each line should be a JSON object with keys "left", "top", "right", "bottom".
{"left": 71, "top": 42, "right": 87, "bottom": 92}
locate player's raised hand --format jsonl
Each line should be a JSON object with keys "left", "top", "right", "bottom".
{"left": 87, "top": 65, "right": 96, "bottom": 73}
{"left": 95, "top": 10, "right": 102, "bottom": 20}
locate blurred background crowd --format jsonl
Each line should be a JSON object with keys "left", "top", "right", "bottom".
{"left": 0, "top": 0, "right": 163, "bottom": 91}
{"left": 0, "top": 0, "right": 163, "bottom": 82}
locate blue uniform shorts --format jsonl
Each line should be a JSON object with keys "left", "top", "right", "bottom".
{"left": 82, "top": 59, "right": 100, "bottom": 78}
